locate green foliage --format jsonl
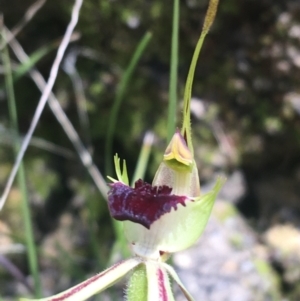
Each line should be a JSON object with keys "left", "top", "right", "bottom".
{"left": 1, "top": 0, "right": 300, "bottom": 299}
{"left": 105, "top": 32, "right": 152, "bottom": 176}
{"left": 1, "top": 29, "right": 42, "bottom": 297}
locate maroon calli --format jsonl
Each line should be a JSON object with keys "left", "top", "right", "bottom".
{"left": 108, "top": 179, "right": 189, "bottom": 229}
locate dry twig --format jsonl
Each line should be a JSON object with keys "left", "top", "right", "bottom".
{"left": 0, "top": 0, "right": 84, "bottom": 210}
{"left": 0, "top": 0, "right": 46, "bottom": 50}
{"left": 6, "top": 33, "right": 108, "bottom": 198}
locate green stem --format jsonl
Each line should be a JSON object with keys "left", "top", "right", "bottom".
{"left": 181, "top": 0, "right": 219, "bottom": 154}
{"left": 109, "top": 219, "right": 131, "bottom": 261}
{"left": 131, "top": 131, "right": 154, "bottom": 185}
{"left": 1, "top": 31, "right": 42, "bottom": 297}
{"left": 167, "top": 0, "right": 179, "bottom": 142}
{"left": 86, "top": 193, "right": 104, "bottom": 268}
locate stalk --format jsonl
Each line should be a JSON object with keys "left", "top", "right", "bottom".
{"left": 167, "top": 0, "right": 180, "bottom": 142}
{"left": 105, "top": 32, "right": 152, "bottom": 176}
{"left": 181, "top": 0, "right": 219, "bottom": 154}
{"left": 1, "top": 29, "right": 42, "bottom": 297}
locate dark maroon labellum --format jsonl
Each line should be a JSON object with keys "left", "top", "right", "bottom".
{"left": 107, "top": 179, "right": 188, "bottom": 229}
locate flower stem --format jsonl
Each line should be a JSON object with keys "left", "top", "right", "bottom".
{"left": 181, "top": 0, "right": 219, "bottom": 153}
{"left": 167, "top": 0, "right": 180, "bottom": 142}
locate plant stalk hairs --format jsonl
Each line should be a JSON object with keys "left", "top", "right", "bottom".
{"left": 21, "top": 0, "right": 224, "bottom": 300}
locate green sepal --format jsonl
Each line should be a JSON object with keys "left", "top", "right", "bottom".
{"left": 124, "top": 177, "right": 225, "bottom": 259}
{"left": 153, "top": 176, "right": 226, "bottom": 252}
{"left": 20, "top": 258, "right": 141, "bottom": 301}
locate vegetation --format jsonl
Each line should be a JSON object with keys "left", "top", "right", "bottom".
{"left": 1, "top": 0, "right": 300, "bottom": 300}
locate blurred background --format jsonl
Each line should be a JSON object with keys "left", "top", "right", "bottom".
{"left": 1, "top": 0, "right": 300, "bottom": 300}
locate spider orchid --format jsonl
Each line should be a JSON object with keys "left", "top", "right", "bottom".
{"left": 21, "top": 0, "right": 224, "bottom": 300}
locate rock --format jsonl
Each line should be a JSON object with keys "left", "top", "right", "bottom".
{"left": 250, "top": 173, "right": 300, "bottom": 228}
{"left": 264, "top": 224, "right": 300, "bottom": 286}
{"left": 173, "top": 201, "right": 281, "bottom": 301}
{"left": 216, "top": 170, "right": 247, "bottom": 204}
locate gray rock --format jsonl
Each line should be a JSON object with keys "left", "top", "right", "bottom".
{"left": 173, "top": 201, "right": 281, "bottom": 301}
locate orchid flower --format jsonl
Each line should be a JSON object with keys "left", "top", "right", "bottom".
{"left": 20, "top": 0, "right": 224, "bottom": 300}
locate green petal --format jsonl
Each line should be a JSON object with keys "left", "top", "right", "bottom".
{"left": 156, "top": 176, "right": 225, "bottom": 252}
{"left": 20, "top": 258, "right": 141, "bottom": 301}
{"left": 124, "top": 177, "right": 225, "bottom": 258}
{"left": 152, "top": 161, "right": 200, "bottom": 197}
{"left": 162, "top": 262, "right": 195, "bottom": 301}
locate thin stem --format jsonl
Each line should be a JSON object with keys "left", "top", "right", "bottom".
{"left": 63, "top": 50, "right": 91, "bottom": 148}
{"left": 181, "top": 0, "right": 219, "bottom": 153}
{"left": 105, "top": 31, "right": 152, "bottom": 176}
{"left": 167, "top": 0, "right": 179, "bottom": 142}
{"left": 7, "top": 31, "right": 108, "bottom": 198}
{"left": 0, "top": 0, "right": 46, "bottom": 50}
{"left": 86, "top": 194, "right": 104, "bottom": 268}
{"left": 0, "top": 29, "right": 41, "bottom": 297}
{"left": 0, "top": 0, "right": 84, "bottom": 210}
{"left": 131, "top": 131, "right": 154, "bottom": 185}
{"left": 0, "top": 254, "right": 32, "bottom": 293}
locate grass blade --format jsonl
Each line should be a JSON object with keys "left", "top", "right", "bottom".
{"left": 0, "top": 27, "right": 42, "bottom": 297}
{"left": 104, "top": 32, "right": 152, "bottom": 259}
{"left": 0, "top": 38, "right": 70, "bottom": 91}
{"left": 131, "top": 131, "right": 154, "bottom": 185}
{"left": 0, "top": 0, "right": 46, "bottom": 50}
{"left": 167, "top": 0, "right": 179, "bottom": 142}
{"left": 105, "top": 31, "right": 152, "bottom": 176}
{"left": 7, "top": 31, "right": 108, "bottom": 198}
{"left": 0, "top": 0, "right": 84, "bottom": 210}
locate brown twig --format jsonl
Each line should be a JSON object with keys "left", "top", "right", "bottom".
{"left": 0, "top": 0, "right": 46, "bottom": 50}
{"left": 0, "top": 0, "right": 84, "bottom": 210}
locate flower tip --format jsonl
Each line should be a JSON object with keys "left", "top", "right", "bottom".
{"left": 163, "top": 131, "right": 193, "bottom": 172}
